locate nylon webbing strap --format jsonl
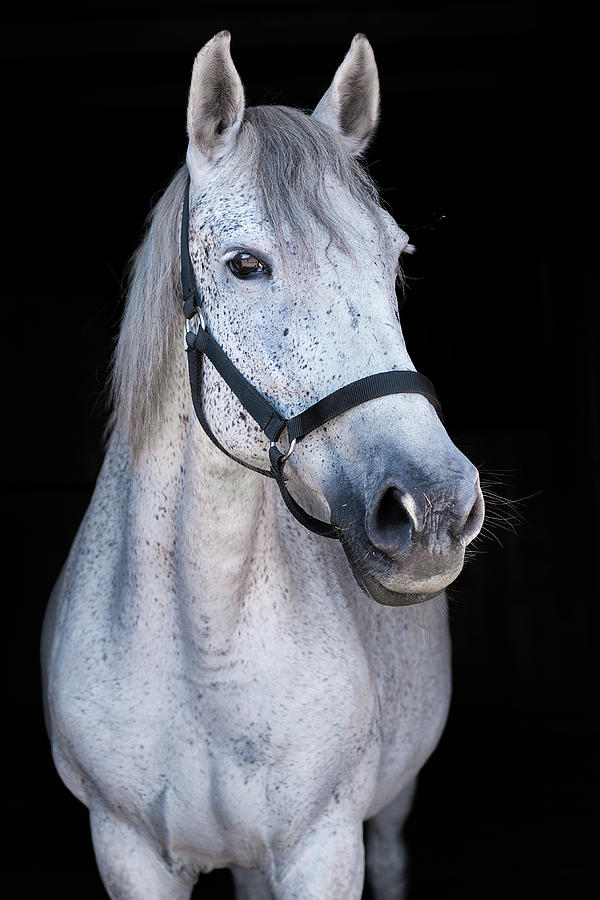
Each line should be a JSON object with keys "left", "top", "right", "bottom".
{"left": 269, "top": 444, "right": 339, "bottom": 539}
{"left": 286, "top": 371, "right": 441, "bottom": 441}
{"left": 186, "top": 340, "right": 276, "bottom": 478}
{"left": 181, "top": 176, "right": 201, "bottom": 320}
{"left": 186, "top": 328, "right": 286, "bottom": 441}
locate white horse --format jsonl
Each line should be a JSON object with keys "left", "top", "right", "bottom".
{"left": 42, "top": 32, "right": 484, "bottom": 900}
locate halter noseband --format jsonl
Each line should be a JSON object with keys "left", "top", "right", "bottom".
{"left": 181, "top": 175, "right": 441, "bottom": 539}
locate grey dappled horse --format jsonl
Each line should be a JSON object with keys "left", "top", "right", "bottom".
{"left": 42, "top": 32, "right": 484, "bottom": 900}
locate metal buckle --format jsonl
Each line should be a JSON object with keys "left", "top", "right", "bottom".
{"left": 270, "top": 437, "right": 297, "bottom": 463}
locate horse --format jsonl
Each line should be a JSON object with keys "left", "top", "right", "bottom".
{"left": 42, "top": 31, "right": 484, "bottom": 900}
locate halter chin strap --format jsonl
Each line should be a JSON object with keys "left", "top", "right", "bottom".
{"left": 181, "top": 174, "right": 442, "bottom": 539}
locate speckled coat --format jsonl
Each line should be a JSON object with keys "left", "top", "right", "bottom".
{"left": 42, "top": 32, "right": 482, "bottom": 900}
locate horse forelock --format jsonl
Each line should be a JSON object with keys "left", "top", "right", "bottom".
{"left": 107, "top": 105, "right": 387, "bottom": 454}
{"left": 238, "top": 105, "right": 385, "bottom": 257}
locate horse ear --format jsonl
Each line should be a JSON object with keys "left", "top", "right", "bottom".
{"left": 186, "top": 31, "right": 245, "bottom": 178}
{"left": 311, "top": 34, "right": 379, "bottom": 156}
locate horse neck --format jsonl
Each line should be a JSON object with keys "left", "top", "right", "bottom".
{"left": 115, "top": 351, "right": 279, "bottom": 650}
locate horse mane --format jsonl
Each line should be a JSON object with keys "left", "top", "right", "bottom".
{"left": 238, "top": 105, "right": 384, "bottom": 256}
{"left": 107, "top": 105, "right": 385, "bottom": 454}
{"left": 106, "top": 165, "right": 188, "bottom": 454}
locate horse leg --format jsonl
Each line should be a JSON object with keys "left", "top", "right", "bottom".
{"left": 271, "top": 810, "right": 365, "bottom": 899}
{"left": 231, "top": 866, "right": 274, "bottom": 899}
{"left": 364, "top": 779, "right": 417, "bottom": 900}
{"left": 89, "top": 806, "right": 195, "bottom": 900}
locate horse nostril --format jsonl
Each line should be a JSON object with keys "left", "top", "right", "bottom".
{"left": 366, "top": 477, "right": 485, "bottom": 558}
{"left": 455, "top": 488, "right": 485, "bottom": 546}
{"left": 367, "top": 486, "right": 416, "bottom": 556}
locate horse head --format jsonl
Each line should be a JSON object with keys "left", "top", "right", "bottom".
{"left": 183, "top": 31, "right": 484, "bottom": 606}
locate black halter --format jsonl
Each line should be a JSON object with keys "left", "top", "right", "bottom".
{"left": 181, "top": 175, "right": 441, "bottom": 539}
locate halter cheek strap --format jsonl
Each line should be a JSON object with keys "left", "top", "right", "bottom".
{"left": 181, "top": 175, "right": 442, "bottom": 539}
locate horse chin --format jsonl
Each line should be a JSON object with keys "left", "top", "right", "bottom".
{"left": 337, "top": 528, "right": 462, "bottom": 607}
{"left": 351, "top": 567, "right": 441, "bottom": 607}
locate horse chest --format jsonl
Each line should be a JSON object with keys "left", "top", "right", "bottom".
{"left": 145, "top": 668, "right": 380, "bottom": 865}
{"left": 48, "top": 502, "right": 451, "bottom": 872}
{"left": 60, "top": 594, "right": 446, "bottom": 867}
{"left": 52, "top": 591, "right": 376, "bottom": 853}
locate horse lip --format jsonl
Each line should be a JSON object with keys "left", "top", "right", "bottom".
{"left": 353, "top": 567, "right": 439, "bottom": 607}
{"left": 333, "top": 521, "right": 448, "bottom": 607}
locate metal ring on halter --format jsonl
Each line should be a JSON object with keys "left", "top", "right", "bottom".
{"left": 184, "top": 305, "right": 206, "bottom": 346}
{"left": 270, "top": 437, "right": 297, "bottom": 463}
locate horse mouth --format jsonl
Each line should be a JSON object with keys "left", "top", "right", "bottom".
{"left": 351, "top": 567, "right": 440, "bottom": 607}
{"left": 337, "top": 528, "right": 458, "bottom": 607}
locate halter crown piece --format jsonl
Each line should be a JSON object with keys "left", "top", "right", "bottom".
{"left": 181, "top": 175, "right": 442, "bottom": 539}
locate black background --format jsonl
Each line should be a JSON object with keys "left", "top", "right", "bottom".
{"left": 5, "top": 2, "right": 595, "bottom": 898}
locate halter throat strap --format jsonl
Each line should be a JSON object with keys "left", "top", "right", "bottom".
{"left": 181, "top": 174, "right": 442, "bottom": 539}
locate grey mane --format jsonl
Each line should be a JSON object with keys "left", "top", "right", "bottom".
{"left": 107, "top": 105, "right": 385, "bottom": 453}
{"left": 239, "top": 105, "right": 384, "bottom": 256}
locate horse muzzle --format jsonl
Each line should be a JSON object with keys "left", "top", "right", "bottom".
{"left": 332, "top": 467, "right": 485, "bottom": 606}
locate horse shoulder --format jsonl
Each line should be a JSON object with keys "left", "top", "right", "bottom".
{"left": 42, "top": 443, "right": 136, "bottom": 786}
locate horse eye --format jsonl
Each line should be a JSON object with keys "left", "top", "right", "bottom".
{"left": 228, "top": 251, "right": 269, "bottom": 279}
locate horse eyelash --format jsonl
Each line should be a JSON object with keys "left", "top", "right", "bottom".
{"left": 221, "top": 247, "right": 271, "bottom": 267}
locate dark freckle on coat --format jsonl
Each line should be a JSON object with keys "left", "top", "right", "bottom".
{"left": 283, "top": 328, "right": 289, "bottom": 336}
